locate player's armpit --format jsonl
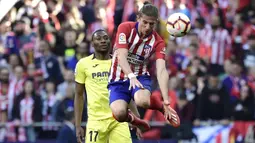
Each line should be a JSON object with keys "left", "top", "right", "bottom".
{"left": 75, "top": 82, "right": 85, "bottom": 127}
{"left": 156, "top": 59, "right": 169, "bottom": 103}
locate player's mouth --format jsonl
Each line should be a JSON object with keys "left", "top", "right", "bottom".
{"left": 100, "top": 44, "right": 108, "bottom": 49}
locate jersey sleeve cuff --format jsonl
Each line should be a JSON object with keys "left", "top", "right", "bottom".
{"left": 75, "top": 80, "right": 85, "bottom": 84}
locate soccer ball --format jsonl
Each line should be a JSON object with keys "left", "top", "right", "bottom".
{"left": 166, "top": 13, "right": 191, "bottom": 37}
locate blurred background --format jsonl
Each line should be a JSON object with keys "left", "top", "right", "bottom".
{"left": 0, "top": 0, "right": 255, "bottom": 143}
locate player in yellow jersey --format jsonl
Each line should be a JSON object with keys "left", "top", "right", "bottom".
{"left": 74, "top": 30, "right": 142, "bottom": 143}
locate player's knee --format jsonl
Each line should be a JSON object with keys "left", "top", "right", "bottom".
{"left": 112, "top": 109, "right": 127, "bottom": 122}
{"left": 134, "top": 90, "right": 151, "bottom": 108}
{"left": 136, "top": 99, "right": 150, "bottom": 108}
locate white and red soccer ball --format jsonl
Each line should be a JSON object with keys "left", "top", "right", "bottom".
{"left": 166, "top": 12, "right": 191, "bottom": 37}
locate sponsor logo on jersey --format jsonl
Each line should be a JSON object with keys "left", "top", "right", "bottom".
{"left": 118, "top": 33, "right": 126, "bottom": 44}
{"left": 92, "top": 72, "right": 109, "bottom": 79}
{"left": 127, "top": 53, "right": 145, "bottom": 65}
{"left": 144, "top": 44, "right": 152, "bottom": 54}
{"left": 92, "top": 64, "right": 99, "bottom": 68}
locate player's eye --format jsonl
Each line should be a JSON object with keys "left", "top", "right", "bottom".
{"left": 149, "top": 22, "right": 155, "bottom": 26}
{"left": 103, "top": 36, "right": 109, "bottom": 40}
{"left": 143, "top": 20, "right": 148, "bottom": 24}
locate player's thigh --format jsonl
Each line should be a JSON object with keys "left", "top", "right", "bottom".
{"left": 108, "top": 122, "right": 132, "bottom": 143}
{"left": 85, "top": 121, "right": 108, "bottom": 143}
{"left": 132, "top": 76, "right": 152, "bottom": 107}
{"left": 108, "top": 82, "right": 131, "bottom": 114}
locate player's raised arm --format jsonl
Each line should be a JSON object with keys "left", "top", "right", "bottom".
{"left": 155, "top": 41, "right": 176, "bottom": 122}
{"left": 115, "top": 23, "right": 144, "bottom": 89}
{"left": 156, "top": 58, "right": 169, "bottom": 103}
{"left": 74, "top": 60, "right": 86, "bottom": 143}
{"left": 155, "top": 42, "right": 169, "bottom": 104}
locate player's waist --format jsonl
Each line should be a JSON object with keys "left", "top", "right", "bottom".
{"left": 87, "top": 112, "right": 113, "bottom": 121}
{"left": 108, "top": 74, "right": 150, "bottom": 83}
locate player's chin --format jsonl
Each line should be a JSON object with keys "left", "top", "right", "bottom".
{"left": 100, "top": 49, "right": 109, "bottom": 52}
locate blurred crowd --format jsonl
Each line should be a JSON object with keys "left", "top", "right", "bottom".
{"left": 0, "top": 0, "right": 255, "bottom": 142}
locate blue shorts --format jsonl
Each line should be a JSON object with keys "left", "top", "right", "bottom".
{"left": 108, "top": 76, "right": 152, "bottom": 104}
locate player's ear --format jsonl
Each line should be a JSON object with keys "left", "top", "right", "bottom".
{"left": 136, "top": 13, "right": 141, "bottom": 21}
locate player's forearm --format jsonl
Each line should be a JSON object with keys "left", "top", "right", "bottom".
{"left": 117, "top": 49, "right": 133, "bottom": 75}
{"left": 128, "top": 100, "right": 140, "bottom": 118}
{"left": 74, "top": 94, "right": 84, "bottom": 127}
{"left": 74, "top": 83, "right": 85, "bottom": 127}
{"left": 157, "top": 68, "right": 169, "bottom": 103}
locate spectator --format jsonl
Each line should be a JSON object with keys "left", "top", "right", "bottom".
{"left": 222, "top": 59, "right": 247, "bottom": 102}
{"left": 175, "top": 93, "right": 195, "bottom": 123}
{"left": 12, "top": 79, "right": 42, "bottom": 142}
{"left": 56, "top": 109, "right": 76, "bottom": 143}
{"left": 35, "top": 40, "right": 63, "bottom": 85}
{"left": 195, "top": 73, "right": 230, "bottom": 124}
{"left": 244, "top": 35, "right": 255, "bottom": 68}
{"left": 187, "top": 56, "right": 207, "bottom": 77}
{"left": 247, "top": 67, "right": 255, "bottom": 92}
{"left": 232, "top": 85, "right": 254, "bottom": 121}
{"left": 56, "top": 85, "right": 74, "bottom": 122}
{"left": 0, "top": 67, "right": 9, "bottom": 139}
{"left": 7, "top": 54, "right": 22, "bottom": 78}
{"left": 41, "top": 81, "right": 58, "bottom": 125}
{"left": 206, "top": 15, "right": 232, "bottom": 75}
{"left": 25, "top": 63, "right": 36, "bottom": 79}
{"left": 8, "top": 66, "right": 25, "bottom": 120}
{"left": 66, "top": 41, "right": 90, "bottom": 71}
{"left": 54, "top": 28, "right": 78, "bottom": 58}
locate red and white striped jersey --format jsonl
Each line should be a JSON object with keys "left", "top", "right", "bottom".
{"left": 109, "top": 22, "right": 166, "bottom": 82}
{"left": 200, "top": 27, "right": 231, "bottom": 65}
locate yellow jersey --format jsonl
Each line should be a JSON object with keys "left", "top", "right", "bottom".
{"left": 75, "top": 54, "right": 112, "bottom": 121}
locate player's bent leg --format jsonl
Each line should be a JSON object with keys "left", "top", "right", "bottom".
{"left": 110, "top": 99, "right": 129, "bottom": 122}
{"left": 108, "top": 121, "right": 132, "bottom": 143}
{"left": 134, "top": 89, "right": 164, "bottom": 112}
{"left": 133, "top": 89, "right": 151, "bottom": 108}
{"left": 85, "top": 121, "right": 108, "bottom": 143}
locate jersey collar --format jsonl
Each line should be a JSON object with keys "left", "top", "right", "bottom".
{"left": 135, "top": 22, "right": 153, "bottom": 39}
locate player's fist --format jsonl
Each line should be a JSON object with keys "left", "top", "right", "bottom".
{"left": 76, "top": 126, "right": 85, "bottom": 143}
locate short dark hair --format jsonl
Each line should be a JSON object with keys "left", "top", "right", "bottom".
{"left": 91, "top": 29, "right": 106, "bottom": 41}
{"left": 138, "top": 1, "right": 158, "bottom": 19}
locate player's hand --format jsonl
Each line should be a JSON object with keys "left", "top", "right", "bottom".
{"left": 136, "top": 128, "right": 143, "bottom": 140}
{"left": 76, "top": 126, "right": 85, "bottom": 143}
{"left": 163, "top": 101, "right": 180, "bottom": 127}
{"left": 163, "top": 101, "right": 172, "bottom": 121}
{"left": 130, "top": 125, "right": 143, "bottom": 140}
{"left": 129, "top": 77, "right": 144, "bottom": 90}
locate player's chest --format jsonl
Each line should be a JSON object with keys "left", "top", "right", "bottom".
{"left": 86, "top": 63, "right": 110, "bottom": 82}
{"left": 128, "top": 38, "right": 155, "bottom": 56}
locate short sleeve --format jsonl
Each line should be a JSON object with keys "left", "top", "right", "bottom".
{"left": 74, "top": 60, "right": 86, "bottom": 84}
{"left": 115, "top": 23, "right": 130, "bottom": 49}
{"left": 155, "top": 41, "right": 166, "bottom": 60}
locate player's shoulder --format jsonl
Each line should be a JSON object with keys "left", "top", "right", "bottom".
{"left": 119, "top": 22, "right": 136, "bottom": 29}
{"left": 152, "top": 31, "right": 164, "bottom": 43}
{"left": 77, "top": 54, "right": 94, "bottom": 65}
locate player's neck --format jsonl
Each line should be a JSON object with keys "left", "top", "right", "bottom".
{"left": 94, "top": 53, "right": 110, "bottom": 60}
